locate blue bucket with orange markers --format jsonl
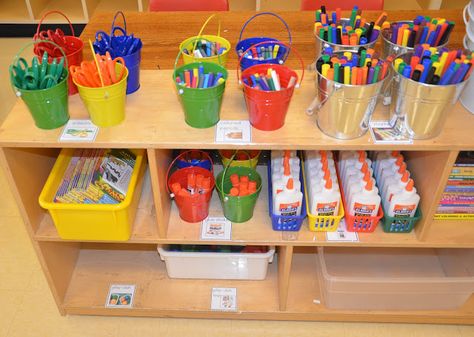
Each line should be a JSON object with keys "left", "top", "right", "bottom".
{"left": 93, "top": 11, "right": 142, "bottom": 94}
{"left": 236, "top": 12, "right": 292, "bottom": 71}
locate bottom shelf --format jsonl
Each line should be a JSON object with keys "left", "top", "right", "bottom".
{"left": 60, "top": 244, "right": 474, "bottom": 323}
{"left": 63, "top": 244, "right": 280, "bottom": 316}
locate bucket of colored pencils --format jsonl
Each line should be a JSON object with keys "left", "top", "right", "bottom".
{"left": 236, "top": 12, "right": 292, "bottom": 71}
{"left": 309, "top": 50, "right": 389, "bottom": 139}
{"left": 238, "top": 41, "right": 304, "bottom": 131}
{"left": 174, "top": 38, "right": 228, "bottom": 128}
{"left": 179, "top": 14, "right": 231, "bottom": 67}
{"left": 389, "top": 49, "right": 473, "bottom": 139}
{"left": 313, "top": 6, "right": 387, "bottom": 60}
{"left": 381, "top": 18, "right": 453, "bottom": 58}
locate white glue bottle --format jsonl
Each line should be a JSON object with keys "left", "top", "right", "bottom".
{"left": 310, "top": 177, "right": 340, "bottom": 216}
{"left": 387, "top": 179, "right": 419, "bottom": 218}
{"left": 271, "top": 150, "right": 300, "bottom": 174}
{"left": 380, "top": 162, "right": 409, "bottom": 201}
{"left": 338, "top": 150, "right": 361, "bottom": 173}
{"left": 348, "top": 179, "right": 381, "bottom": 217}
{"left": 346, "top": 166, "right": 372, "bottom": 200}
{"left": 273, "top": 178, "right": 303, "bottom": 217}
{"left": 342, "top": 153, "right": 372, "bottom": 189}
{"left": 373, "top": 150, "right": 400, "bottom": 175}
{"left": 273, "top": 160, "right": 301, "bottom": 195}
{"left": 375, "top": 154, "right": 403, "bottom": 181}
{"left": 383, "top": 170, "right": 410, "bottom": 208}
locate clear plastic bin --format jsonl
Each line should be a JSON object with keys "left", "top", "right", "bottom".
{"left": 158, "top": 245, "right": 275, "bottom": 280}
{"left": 317, "top": 247, "right": 474, "bottom": 310}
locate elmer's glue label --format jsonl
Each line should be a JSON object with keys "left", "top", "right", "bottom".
{"left": 310, "top": 178, "right": 340, "bottom": 216}
{"left": 348, "top": 179, "right": 381, "bottom": 217}
{"left": 387, "top": 179, "right": 420, "bottom": 218}
{"left": 273, "top": 178, "right": 303, "bottom": 217}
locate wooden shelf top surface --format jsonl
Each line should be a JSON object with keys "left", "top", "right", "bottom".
{"left": 1, "top": 70, "right": 473, "bottom": 149}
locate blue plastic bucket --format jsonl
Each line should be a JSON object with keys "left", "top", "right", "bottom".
{"left": 235, "top": 12, "right": 292, "bottom": 71}
{"left": 122, "top": 46, "right": 141, "bottom": 94}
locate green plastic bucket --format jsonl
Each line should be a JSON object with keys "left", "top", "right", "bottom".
{"left": 173, "top": 40, "right": 228, "bottom": 128}
{"left": 10, "top": 40, "right": 69, "bottom": 129}
{"left": 216, "top": 162, "right": 262, "bottom": 223}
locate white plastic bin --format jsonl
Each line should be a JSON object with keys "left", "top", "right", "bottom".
{"left": 158, "top": 246, "right": 275, "bottom": 280}
{"left": 317, "top": 247, "right": 474, "bottom": 310}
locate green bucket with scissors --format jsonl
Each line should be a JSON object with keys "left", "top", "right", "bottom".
{"left": 215, "top": 151, "right": 262, "bottom": 223}
{"left": 173, "top": 37, "right": 228, "bottom": 129}
{"left": 10, "top": 40, "right": 69, "bottom": 130}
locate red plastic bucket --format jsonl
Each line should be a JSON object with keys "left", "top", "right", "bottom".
{"left": 166, "top": 151, "right": 215, "bottom": 223}
{"left": 33, "top": 11, "right": 84, "bottom": 96}
{"left": 238, "top": 41, "right": 304, "bottom": 131}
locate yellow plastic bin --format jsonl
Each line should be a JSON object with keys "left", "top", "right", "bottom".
{"left": 38, "top": 148, "right": 146, "bottom": 241}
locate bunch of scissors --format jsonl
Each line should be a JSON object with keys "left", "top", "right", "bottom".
{"left": 93, "top": 27, "right": 142, "bottom": 58}
{"left": 33, "top": 28, "right": 79, "bottom": 58}
{"left": 70, "top": 52, "right": 126, "bottom": 87}
{"left": 10, "top": 52, "right": 65, "bottom": 90}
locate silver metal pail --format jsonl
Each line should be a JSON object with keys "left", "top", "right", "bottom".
{"left": 309, "top": 61, "right": 386, "bottom": 140}
{"left": 389, "top": 52, "right": 469, "bottom": 140}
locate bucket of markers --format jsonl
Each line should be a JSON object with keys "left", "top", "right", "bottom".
{"left": 93, "top": 11, "right": 143, "bottom": 94}
{"left": 216, "top": 151, "right": 262, "bottom": 223}
{"left": 239, "top": 41, "right": 304, "bottom": 131}
{"left": 179, "top": 14, "right": 231, "bottom": 66}
{"left": 236, "top": 12, "right": 291, "bottom": 71}
{"left": 381, "top": 18, "right": 452, "bottom": 59}
{"left": 313, "top": 6, "right": 386, "bottom": 60}
{"left": 167, "top": 150, "right": 215, "bottom": 223}
{"left": 310, "top": 50, "right": 389, "bottom": 139}
{"left": 72, "top": 59, "right": 129, "bottom": 127}
{"left": 9, "top": 40, "right": 69, "bottom": 130}
{"left": 389, "top": 50, "right": 473, "bottom": 140}
{"left": 33, "top": 10, "right": 84, "bottom": 96}
{"left": 219, "top": 150, "right": 261, "bottom": 170}
{"left": 174, "top": 40, "right": 228, "bottom": 129}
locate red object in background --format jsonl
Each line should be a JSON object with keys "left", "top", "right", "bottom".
{"left": 149, "top": 0, "right": 229, "bottom": 11}
{"left": 300, "top": 0, "right": 384, "bottom": 10}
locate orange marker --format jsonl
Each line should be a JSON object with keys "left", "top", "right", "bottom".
{"left": 351, "top": 67, "right": 358, "bottom": 85}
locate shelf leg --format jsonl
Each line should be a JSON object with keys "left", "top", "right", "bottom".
{"left": 277, "top": 245, "right": 293, "bottom": 311}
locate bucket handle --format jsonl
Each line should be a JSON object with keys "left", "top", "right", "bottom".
{"left": 237, "top": 40, "right": 305, "bottom": 88}
{"left": 189, "top": 14, "right": 223, "bottom": 55}
{"left": 464, "top": 4, "right": 472, "bottom": 25}
{"left": 165, "top": 150, "right": 214, "bottom": 197}
{"left": 238, "top": 12, "right": 292, "bottom": 47}
{"left": 305, "top": 83, "right": 340, "bottom": 115}
{"left": 219, "top": 150, "right": 253, "bottom": 202}
{"left": 10, "top": 39, "right": 68, "bottom": 96}
{"left": 34, "top": 10, "right": 76, "bottom": 38}
{"left": 173, "top": 36, "right": 225, "bottom": 93}
{"left": 111, "top": 11, "right": 127, "bottom": 36}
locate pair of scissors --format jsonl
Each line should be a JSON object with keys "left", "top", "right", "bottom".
{"left": 70, "top": 63, "right": 102, "bottom": 87}
{"left": 93, "top": 31, "right": 114, "bottom": 55}
{"left": 96, "top": 52, "right": 126, "bottom": 85}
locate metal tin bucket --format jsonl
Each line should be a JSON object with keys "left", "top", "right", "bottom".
{"left": 314, "top": 18, "right": 379, "bottom": 61}
{"left": 389, "top": 52, "right": 469, "bottom": 139}
{"left": 311, "top": 53, "right": 386, "bottom": 139}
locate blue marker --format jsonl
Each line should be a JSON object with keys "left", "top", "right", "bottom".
{"left": 198, "top": 65, "right": 204, "bottom": 78}
{"left": 419, "top": 59, "right": 432, "bottom": 83}
{"left": 332, "top": 12, "right": 337, "bottom": 24}
{"left": 451, "top": 63, "right": 469, "bottom": 84}
{"left": 426, "top": 30, "right": 436, "bottom": 46}
{"left": 439, "top": 62, "right": 456, "bottom": 85}
{"left": 203, "top": 74, "right": 210, "bottom": 88}
{"left": 208, "top": 73, "right": 214, "bottom": 87}
{"left": 419, "top": 26, "right": 429, "bottom": 44}
{"left": 360, "top": 37, "right": 368, "bottom": 45}
{"left": 402, "top": 65, "right": 412, "bottom": 79}
{"left": 352, "top": 54, "right": 359, "bottom": 67}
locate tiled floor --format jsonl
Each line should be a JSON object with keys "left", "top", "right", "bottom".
{"left": 1, "top": 1, "right": 474, "bottom": 334}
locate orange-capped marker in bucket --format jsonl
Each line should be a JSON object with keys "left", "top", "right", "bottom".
{"left": 201, "top": 177, "right": 211, "bottom": 193}
{"left": 249, "top": 180, "right": 257, "bottom": 193}
{"left": 240, "top": 176, "right": 249, "bottom": 184}
{"left": 187, "top": 173, "right": 196, "bottom": 194}
{"left": 171, "top": 182, "right": 182, "bottom": 195}
{"left": 230, "top": 174, "right": 240, "bottom": 187}
{"left": 230, "top": 187, "right": 239, "bottom": 196}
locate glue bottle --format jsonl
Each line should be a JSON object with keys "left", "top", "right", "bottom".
{"left": 272, "top": 160, "right": 300, "bottom": 195}
{"left": 339, "top": 150, "right": 364, "bottom": 174}
{"left": 342, "top": 152, "right": 372, "bottom": 188}
{"left": 387, "top": 179, "right": 419, "bottom": 218}
{"left": 271, "top": 150, "right": 300, "bottom": 174}
{"left": 375, "top": 153, "right": 404, "bottom": 181}
{"left": 273, "top": 178, "right": 303, "bottom": 217}
{"left": 380, "top": 162, "right": 409, "bottom": 200}
{"left": 382, "top": 170, "right": 410, "bottom": 208}
{"left": 348, "top": 179, "right": 381, "bottom": 217}
{"left": 310, "top": 177, "right": 340, "bottom": 216}
{"left": 372, "top": 151, "right": 400, "bottom": 175}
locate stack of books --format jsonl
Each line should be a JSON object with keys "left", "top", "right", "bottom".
{"left": 54, "top": 149, "right": 136, "bottom": 204}
{"left": 435, "top": 151, "right": 474, "bottom": 219}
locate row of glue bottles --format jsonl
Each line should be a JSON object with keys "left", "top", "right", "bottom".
{"left": 271, "top": 150, "right": 420, "bottom": 219}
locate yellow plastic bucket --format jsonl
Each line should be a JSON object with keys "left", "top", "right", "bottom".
{"left": 74, "top": 63, "right": 128, "bottom": 127}
{"left": 179, "top": 14, "right": 231, "bottom": 66}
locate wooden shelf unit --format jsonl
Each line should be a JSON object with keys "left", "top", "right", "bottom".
{"left": 1, "top": 7, "right": 473, "bottom": 322}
